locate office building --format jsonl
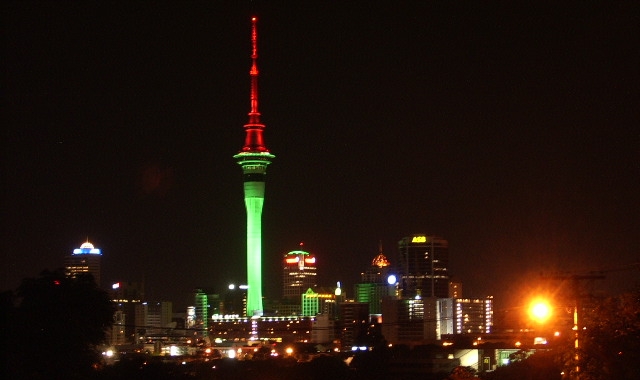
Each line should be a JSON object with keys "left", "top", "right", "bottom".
{"left": 193, "top": 289, "right": 209, "bottom": 337}
{"left": 301, "top": 287, "right": 336, "bottom": 317}
{"left": 380, "top": 296, "right": 444, "bottom": 343}
{"left": 311, "top": 314, "right": 335, "bottom": 344}
{"left": 398, "top": 234, "right": 450, "bottom": 298}
{"left": 361, "top": 241, "right": 392, "bottom": 283}
{"left": 110, "top": 281, "right": 144, "bottom": 344}
{"left": 135, "top": 301, "right": 173, "bottom": 339}
{"left": 439, "top": 297, "right": 494, "bottom": 336}
{"left": 356, "top": 244, "right": 395, "bottom": 315}
{"left": 339, "top": 301, "right": 370, "bottom": 348}
{"left": 283, "top": 248, "right": 317, "bottom": 300}
{"left": 65, "top": 240, "right": 102, "bottom": 286}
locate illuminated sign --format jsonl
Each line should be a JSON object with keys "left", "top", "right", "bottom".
{"left": 412, "top": 236, "right": 427, "bottom": 243}
{"left": 286, "top": 258, "right": 299, "bottom": 264}
{"left": 304, "top": 257, "right": 316, "bottom": 264}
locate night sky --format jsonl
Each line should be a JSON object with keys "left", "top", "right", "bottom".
{"left": 4, "top": 1, "right": 639, "bottom": 311}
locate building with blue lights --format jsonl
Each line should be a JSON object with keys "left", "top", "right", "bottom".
{"left": 65, "top": 240, "right": 102, "bottom": 286}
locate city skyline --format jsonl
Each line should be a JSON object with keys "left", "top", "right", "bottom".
{"left": 4, "top": 2, "right": 639, "bottom": 310}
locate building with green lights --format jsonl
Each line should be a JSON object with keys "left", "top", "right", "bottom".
{"left": 356, "top": 246, "right": 395, "bottom": 315}
{"left": 301, "top": 287, "right": 336, "bottom": 317}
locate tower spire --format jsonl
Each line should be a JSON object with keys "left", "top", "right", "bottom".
{"left": 249, "top": 16, "right": 260, "bottom": 124}
{"left": 241, "top": 16, "right": 268, "bottom": 152}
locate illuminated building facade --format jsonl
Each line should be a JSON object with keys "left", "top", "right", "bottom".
{"left": 361, "top": 242, "right": 392, "bottom": 283}
{"left": 439, "top": 297, "right": 494, "bottom": 336}
{"left": 301, "top": 287, "right": 336, "bottom": 317}
{"left": 283, "top": 249, "right": 318, "bottom": 300}
{"left": 233, "top": 17, "right": 274, "bottom": 317}
{"left": 356, "top": 244, "right": 395, "bottom": 315}
{"left": 65, "top": 241, "right": 102, "bottom": 286}
{"left": 194, "top": 289, "right": 209, "bottom": 337}
{"left": 398, "top": 234, "right": 450, "bottom": 298}
{"left": 209, "top": 316, "right": 314, "bottom": 343}
{"left": 192, "top": 288, "right": 232, "bottom": 337}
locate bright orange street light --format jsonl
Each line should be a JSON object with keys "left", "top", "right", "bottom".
{"left": 529, "top": 298, "right": 552, "bottom": 323}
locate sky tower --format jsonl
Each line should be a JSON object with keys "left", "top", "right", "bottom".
{"left": 233, "top": 16, "right": 274, "bottom": 317}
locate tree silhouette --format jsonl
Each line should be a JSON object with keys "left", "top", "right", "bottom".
{"left": 4, "top": 269, "right": 114, "bottom": 380}
{"left": 574, "top": 291, "right": 640, "bottom": 379}
{"left": 483, "top": 291, "right": 640, "bottom": 380}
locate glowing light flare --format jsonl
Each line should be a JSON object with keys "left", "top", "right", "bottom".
{"left": 529, "top": 298, "right": 552, "bottom": 323}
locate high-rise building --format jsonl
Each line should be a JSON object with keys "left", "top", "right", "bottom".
{"left": 356, "top": 243, "right": 395, "bottom": 315}
{"left": 110, "top": 281, "right": 144, "bottom": 344}
{"left": 398, "top": 234, "right": 450, "bottom": 298}
{"left": 191, "top": 288, "right": 227, "bottom": 337}
{"left": 361, "top": 241, "right": 392, "bottom": 283}
{"left": 280, "top": 247, "right": 317, "bottom": 316}
{"left": 381, "top": 297, "right": 430, "bottom": 344}
{"left": 65, "top": 240, "right": 102, "bottom": 286}
{"left": 438, "top": 297, "right": 494, "bottom": 336}
{"left": 457, "top": 296, "right": 493, "bottom": 335}
{"left": 193, "top": 289, "right": 209, "bottom": 337}
{"left": 339, "top": 301, "right": 370, "bottom": 348}
{"left": 233, "top": 16, "right": 274, "bottom": 317}
{"left": 283, "top": 248, "right": 317, "bottom": 300}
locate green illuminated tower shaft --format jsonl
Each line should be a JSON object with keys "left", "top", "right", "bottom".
{"left": 233, "top": 17, "right": 274, "bottom": 317}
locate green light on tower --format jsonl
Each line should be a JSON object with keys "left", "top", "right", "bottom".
{"left": 234, "top": 153, "right": 273, "bottom": 317}
{"left": 233, "top": 17, "right": 274, "bottom": 317}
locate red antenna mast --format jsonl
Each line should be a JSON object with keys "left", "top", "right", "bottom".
{"left": 249, "top": 16, "right": 260, "bottom": 125}
{"left": 240, "top": 16, "right": 268, "bottom": 152}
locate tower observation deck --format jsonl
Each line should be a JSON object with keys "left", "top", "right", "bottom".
{"left": 233, "top": 17, "right": 274, "bottom": 317}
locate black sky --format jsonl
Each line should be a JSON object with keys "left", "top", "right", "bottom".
{"left": 3, "top": 1, "right": 639, "bottom": 310}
